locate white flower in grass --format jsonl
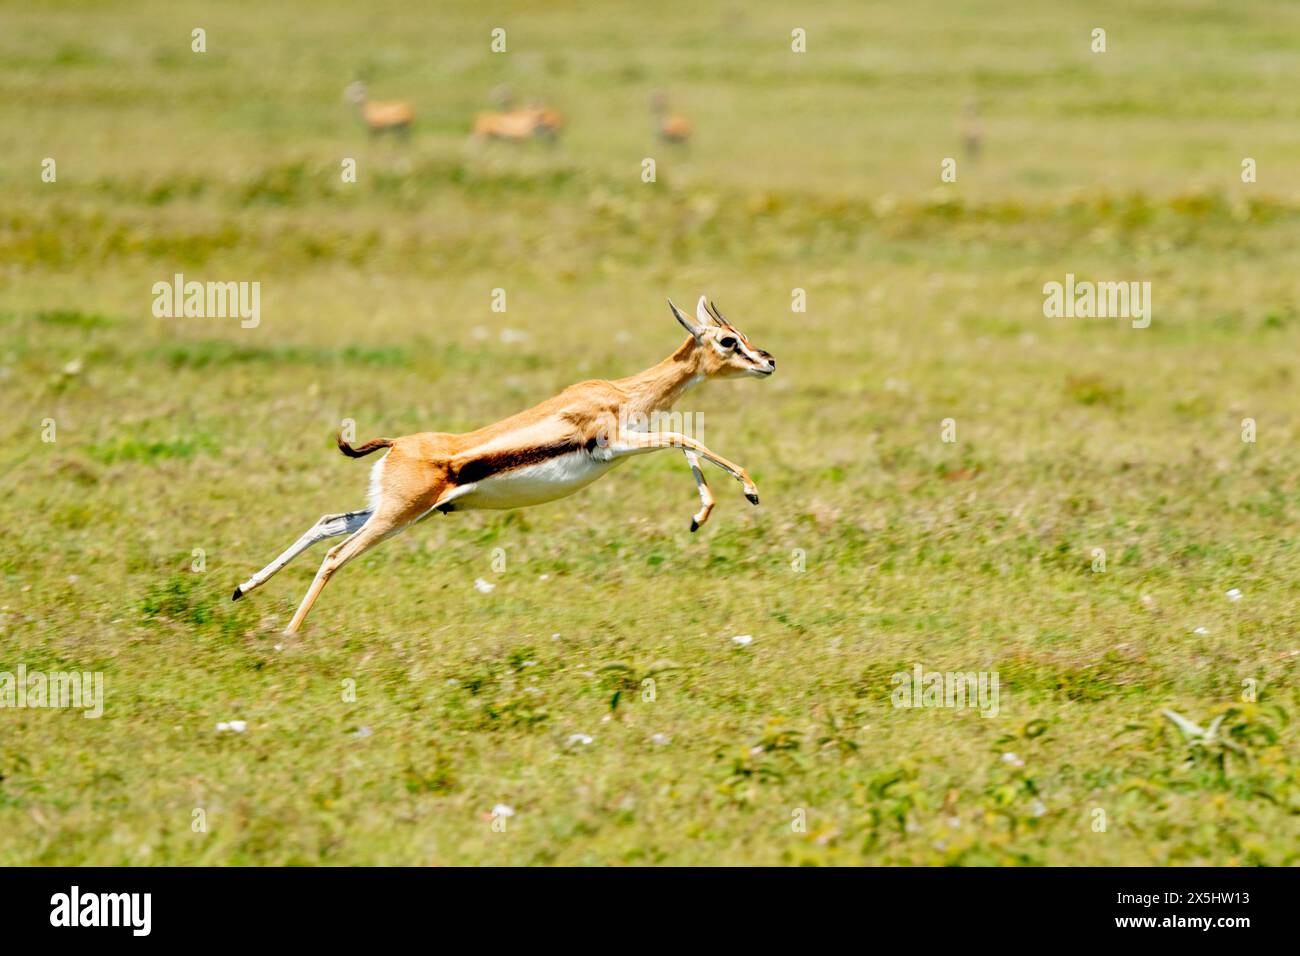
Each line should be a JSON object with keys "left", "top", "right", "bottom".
{"left": 1001, "top": 752, "right": 1024, "bottom": 767}
{"left": 473, "top": 577, "right": 495, "bottom": 594}
{"left": 732, "top": 634, "right": 753, "bottom": 647}
{"left": 1193, "top": 626, "right": 1210, "bottom": 636}
{"left": 491, "top": 804, "right": 515, "bottom": 818}
{"left": 1030, "top": 799, "right": 1047, "bottom": 817}
{"left": 651, "top": 733, "right": 671, "bottom": 746}
{"left": 216, "top": 720, "right": 247, "bottom": 734}
{"left": 1226, "top": 588, "right": 1243, "bottom": 602}
{"left": 567, "top": 733, "right": 593, "bottom": 746}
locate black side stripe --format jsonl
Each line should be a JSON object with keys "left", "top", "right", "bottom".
{"left": 453, "top": 440, "right": 588, "bottom": 484}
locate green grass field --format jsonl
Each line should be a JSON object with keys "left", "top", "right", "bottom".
{"left": 2, "top": 0, "right": 1298, "bottom": 865}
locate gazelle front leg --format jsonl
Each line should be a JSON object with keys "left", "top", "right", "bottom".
{"left": 682, "top": 450, "right": 715, "bottom": 532}
{"left": 613, "top": 430, "right": 760, "bottom": 506}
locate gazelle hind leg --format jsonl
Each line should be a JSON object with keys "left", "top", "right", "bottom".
{"left": 233, "top": 509, "right": 370, "bottom": 601}
{"left": 279, "top": 445, "right": 454, "bottom": 634}
{"left": 282, "top": 511, "right": 417, "bottom": 635}
{"left": 281, "top": 467, "right": 449, "bottom": 635}
{"left": 683, "top": 450, "right": 715, "bottom": 532}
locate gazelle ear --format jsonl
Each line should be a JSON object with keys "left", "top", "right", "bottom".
{"left": 668, "top": 299, "right": 703, "bottom": 341}
{"left": 696, "top": 295, "right": 722, "bottom": 327}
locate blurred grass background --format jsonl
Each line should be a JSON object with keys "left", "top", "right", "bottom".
{"left": 0, "top": 0, "right": 1297, "bottom": 864}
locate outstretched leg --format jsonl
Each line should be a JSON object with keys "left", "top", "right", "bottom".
{"left": 682, "top": 450, "right": 715, "bottom": 532}
{"left": 280, "top": 446, "right": 456, "bottom": 634}
{"left": 283, "top": 520, "right": 386, "bottom": 635}
{"left": 282, "top": 496, "right": 433, "bottom": 635}
{"left": 233, "top": 509, "right": 371, "bottom": 601}
{"left": 613, "top": 430, "right": 760, "bottom": 505}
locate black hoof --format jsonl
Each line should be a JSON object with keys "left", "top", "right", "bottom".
{"left": 231, "top": 586, "right": 243, "bottom": 602}
{"left": 745, "top": 493, "right": 759, "bottom": 506}
{"left": 690, "top": 519, "right": 699, "bottom": 533}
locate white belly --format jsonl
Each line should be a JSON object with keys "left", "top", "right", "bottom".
{"left": 452, "top": 451, "right": 624, "bottom": 510}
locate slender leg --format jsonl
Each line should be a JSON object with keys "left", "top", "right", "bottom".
{"left": 682, "top": 450, "right": 715, "bottom": 532}
{"left": 233, "top": 510, "right": 370, "bottom": 600}
{"left": 282, "top": 514, "right": 413, "bottom": 635}
{"left": 613, "top": 430, "right": 760, "bottom": 505}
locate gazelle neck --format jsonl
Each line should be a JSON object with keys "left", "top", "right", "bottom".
{"left": 617, "top": 337, "right": 705, "bottom": 413}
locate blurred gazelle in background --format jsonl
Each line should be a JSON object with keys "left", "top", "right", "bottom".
{"left": 650, "top": 90, "right": 693, "bottom": 145}
{"left": 472, "top": 85, "right": 564, "bottom": 143}
{"left": 344, "top": 80, "right": 414, "bottom": 139}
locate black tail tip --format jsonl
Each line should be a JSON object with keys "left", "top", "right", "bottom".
{"left": 745, "top": 493, "right": 760, "bottom": 506}
{"left": 231, "top": 586, "right": 243, "bottom": 602}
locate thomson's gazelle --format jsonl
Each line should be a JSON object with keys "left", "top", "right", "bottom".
{"left": 233, "top": 296, "right": 775, "bottom": 634}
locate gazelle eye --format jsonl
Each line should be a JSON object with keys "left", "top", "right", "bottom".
{"left": 718, "top": 336, "right": 737, "bottom": 350}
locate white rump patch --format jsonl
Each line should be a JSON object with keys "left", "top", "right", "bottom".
{"left": 366, "top": 452, "right": 388, "bottom": 512}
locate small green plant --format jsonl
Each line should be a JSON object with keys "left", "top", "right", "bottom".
{"left": 597, "top": 658, "right": 681, "bottom": 702}
{"left": 1159, "top": 701, "right": 1289, "bottom": 784}
{"left": 717, "top": 719, "right": 805, "bottom": 804}
{"left": 140, "top": 573, "right": 214, "bottom": 626}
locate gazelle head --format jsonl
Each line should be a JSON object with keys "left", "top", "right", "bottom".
{"left": 668, "top": 296, "right": 776, "bottom": 379}
{"left": 344, "top": 81, "right": 368, "bottom": 105}
{"left": 533, "top": 105, "right": 564, "bottom": 135}
{"left": 490, "top": 83, "right": 515, "bottom": 110}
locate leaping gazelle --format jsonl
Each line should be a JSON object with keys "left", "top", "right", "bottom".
{"left": 233, "top": 296, "right": 775, "bottom": 634}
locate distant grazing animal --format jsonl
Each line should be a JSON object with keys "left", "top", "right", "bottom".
{"left": 344, "top": 81, "right": 414, "bottom": 138}
{"left": 961, "top": 98, "right": 982, "bottom": 163}
{"left": 651, "top": 90, "right": 693, "bottom": 144}
{"left": 233, "top": 296, "right": 776, "bottom": 634}
{"left": 472, "top": 104, "right": 563, "bottom": 143}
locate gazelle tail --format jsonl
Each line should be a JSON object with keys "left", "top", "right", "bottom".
{"left": 337, "top": 433, "right": 393, "bottom": 458}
